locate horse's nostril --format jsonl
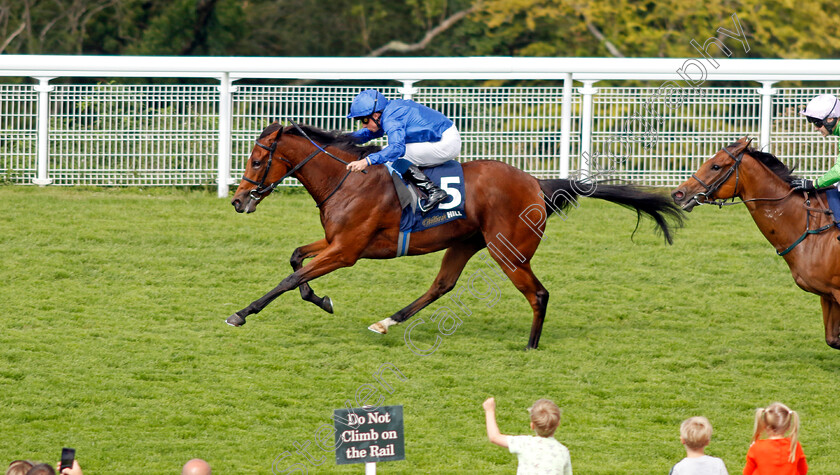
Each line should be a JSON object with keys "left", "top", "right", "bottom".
{"left": 232, "top": 199, "right": 241, "bottom": 208}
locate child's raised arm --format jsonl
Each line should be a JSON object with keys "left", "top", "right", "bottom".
{"left": 483, "top": 397, "right": 509, "bottom": 448}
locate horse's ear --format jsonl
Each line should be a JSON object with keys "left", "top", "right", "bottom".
{"left": 737, "top": 136, "right": 753, "bottom": 150}
{"left": 272, "top": 120, "right": 284, "bottom": 138}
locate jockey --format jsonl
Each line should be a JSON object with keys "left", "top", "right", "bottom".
{"left": 792, "top": 94, "right": 840, "bottom": 191}
{"left": 344, "top": 89, "right": 461, "bottom": 214}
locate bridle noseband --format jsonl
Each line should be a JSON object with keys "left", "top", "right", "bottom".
{"left": 689, "top": 145, "right": 747, "bottom": 207}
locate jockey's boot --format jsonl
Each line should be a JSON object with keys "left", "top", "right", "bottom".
{"left": 402, "top": 164, "right": 448, "bottom": 215}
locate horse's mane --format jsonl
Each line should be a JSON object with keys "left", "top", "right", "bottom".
{"left": 281, "top": 123, "right": 382, "bottom": 157}
{"left": 738, "top": 144, "right": 800, "bottom": 183}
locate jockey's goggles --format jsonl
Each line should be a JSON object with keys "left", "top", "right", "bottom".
{"left": 806, "top": 115, "right": 828, "bottom": 128}
{"left": 357, "top": 115, "right": 373, "bottom": 125}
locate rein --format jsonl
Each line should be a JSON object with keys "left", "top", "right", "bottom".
{"left": 241, "top": 120, "right": 366, "bottom": 208}
{"left": 688, "top": 144, "right": 835, "bottom": 256}
{"left": 690, "top": 144, "right": 798, "bottom": 208}
{"left": 777, "top": 193, "right": 835, "bottom": 256}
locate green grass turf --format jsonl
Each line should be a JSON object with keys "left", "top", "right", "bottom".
{"left": 0, "top": 185, "right": 838, "bottom": 474}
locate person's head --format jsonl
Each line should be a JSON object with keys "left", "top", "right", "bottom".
{"left": 802, "top": 94, "right": 840, "bottom": 137}
{"left": 752, "top": 402, "right": 801, "bottom": 462}
{"left": 181, "top": 458, "right": 212, "bottom": 475}
{"left": 347, "top": 89, "right": 389, "bottom": 133}
{"left": 528, "top": 399, "right": 561, "bottom": 437}
{"left": 679, "top": 416, "right": 712, "bottom": 451}
{"left": 6, "top": 460, "right": 33, "bottom": 475}
{"left": 24, "top": 464, "right": 55, "bottom": 475}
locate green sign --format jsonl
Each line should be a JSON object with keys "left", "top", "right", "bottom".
{"left": 334, "top": 405, "right": 405, "bottom": 465}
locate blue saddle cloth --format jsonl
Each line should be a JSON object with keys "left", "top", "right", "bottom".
{"left": 384, "top": 160, "right": 467, "bottom": 233}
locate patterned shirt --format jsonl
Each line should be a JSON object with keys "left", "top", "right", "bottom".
{"left": 507, "top": 435, "right": 572, "bottom": 475}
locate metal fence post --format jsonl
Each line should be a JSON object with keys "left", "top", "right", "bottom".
{"left": 758, "top": 81, "right": 777, "bottom": 153}
{"left": 217, "top": 72, "right": 237, "bottom": 198}
{"left": 33, "top": 77, "right": 55, "bottom": 186}
{"left": 399, "top": 80, "right": 418, "bottom": 100}
{"left": 559, "top": 73, "right": 573, "bottom": 179}
{"left": 579, "top": 80, "right": 599, "bottom": 180}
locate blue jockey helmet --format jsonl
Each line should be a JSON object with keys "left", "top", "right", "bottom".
{"left": 347, "top": 89, "right": 389, "bottom": 118}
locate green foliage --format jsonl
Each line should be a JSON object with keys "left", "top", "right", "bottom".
{"left": 125, "top": 0, "right": 246, "bottom": 55}
{"left": 1, "top": 187, "right": 839, "bottom": 473}
{"left": 476, "top": 0, "right": 840, "bottom": 59}
{"left": 3, "top": 0, "right": 839, "bottom": 59}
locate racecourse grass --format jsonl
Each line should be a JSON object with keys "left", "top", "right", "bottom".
{"left": 1, "top": 186, "right": 838, "bottom": 474}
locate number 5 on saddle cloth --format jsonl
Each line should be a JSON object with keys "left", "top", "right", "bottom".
{"left": 384, "top": 159, "right": 467, "bottom": 256}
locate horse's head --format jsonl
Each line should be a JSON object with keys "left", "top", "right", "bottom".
{"left": 671, "top": 137, "right": 753, "bottom": 212}
{"left": 231, "top": 122, "right": 289, "bottom": 213}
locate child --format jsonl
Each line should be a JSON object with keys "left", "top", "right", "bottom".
{"left": 482, "top": 397, "right": 572, "bottom": 475}
{"left": 669, "top": 416, "right": 728, "bottom": 474}
{"left": 744, "top": 402, "right": 808, "bottom": 475}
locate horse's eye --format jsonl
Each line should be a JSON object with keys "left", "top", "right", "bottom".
{"left": 711, "top": 164, "right": 721, "bottom": 170}
{"left": 252, "top": 160, "right": 262, "bottom": 168}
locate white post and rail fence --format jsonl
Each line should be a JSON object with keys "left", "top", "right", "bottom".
{"left": 1, "top": 56, "right": 839, "bottom": 198}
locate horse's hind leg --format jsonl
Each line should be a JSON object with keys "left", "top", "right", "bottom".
{"left": 291, "top": 239, "right": 333, "bottom": 313}
{"left": 486, "top": 255, "right": 549, "bottom": 350}
{"left": 510, "top": 265, "right": 548, "bottom": 350}
{"left": 369, "top": 238, "right": 485, "bottom": 334}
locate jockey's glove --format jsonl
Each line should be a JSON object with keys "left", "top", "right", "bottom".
{"left": 791, "top": 178, "right": 816, "bottom": 192}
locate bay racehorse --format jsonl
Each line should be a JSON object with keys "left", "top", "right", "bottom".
{"left": 228, "top": 122, "right": 683, "bottom": 349}
{"left": 671, "top": 137, "right": 840, "bottom": 349}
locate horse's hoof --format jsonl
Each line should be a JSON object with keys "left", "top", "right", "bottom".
{"left": 226, "top": 313, "right": 246, "bottom": 327}
{"left": 323, "top": 296, "right": 334, "bottom": 314}
{"left": 368, "top": 322, "right": 387, "bottom": 334}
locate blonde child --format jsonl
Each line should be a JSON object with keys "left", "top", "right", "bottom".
{"left": 482, "top": 397, "right": 572, "bottom": 475}
{"left": 743, "top": 402, "right": 807, "bottom": 475}
{"left": 669, "top": 416, "right": 728, "bottom": 474}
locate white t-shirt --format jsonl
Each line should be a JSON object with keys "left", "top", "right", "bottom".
{"left": 507, "top": 435, "right": 572, "bottom": 475}
{"left": 669, "top": 455, "right": 728, "bottom": 475}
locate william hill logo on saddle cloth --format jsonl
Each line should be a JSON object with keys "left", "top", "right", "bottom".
{"left": 421, "top": 209, "right": 464, "bottom": 228}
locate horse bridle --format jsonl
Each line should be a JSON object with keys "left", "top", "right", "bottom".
{"left": 241, "top": 137, "right": 316, "bottom": 202}
{"left": 688, "top": 144, "right": 748, "bottom": 206}
{"left": 241, "top": 120, "right": 364, "bottom": 207}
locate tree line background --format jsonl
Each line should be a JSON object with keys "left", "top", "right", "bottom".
{"left": 1, "top": 0, "right": 838, "bottom": 59}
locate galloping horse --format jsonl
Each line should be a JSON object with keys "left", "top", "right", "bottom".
{"left": 228, "top": 122, "right": 683, "bottom": 349}
{"left": 671, "top": 137, "right": 840, "bottom": 349}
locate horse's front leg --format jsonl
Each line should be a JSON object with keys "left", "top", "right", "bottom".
{"left": 291, "top": 239, "right": 334, "bottom": 314}
{"left": 226, "top": 241, "right": 362, "bottom": 327}
{"left": 823, "top": 293, "right": 840, "bottom": 349}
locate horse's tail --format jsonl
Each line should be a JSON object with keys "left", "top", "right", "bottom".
{"left": 538, "top": 179, "right": 685, "bottom": 244}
